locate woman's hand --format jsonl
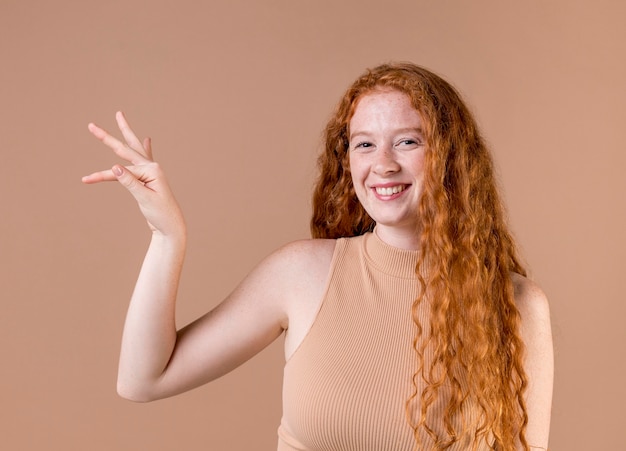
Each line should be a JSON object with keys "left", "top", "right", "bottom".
{"left": 82, "top": 111, "right": 185, "bottom": 237}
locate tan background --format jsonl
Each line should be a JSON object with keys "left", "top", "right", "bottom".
{"left": 1, "top": 1, "right": 624, "bottom": 449}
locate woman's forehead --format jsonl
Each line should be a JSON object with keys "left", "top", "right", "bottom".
{"left": 347, "top": 88, "right": 427, "bottom": 134}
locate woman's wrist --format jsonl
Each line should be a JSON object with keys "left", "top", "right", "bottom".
{"left": 150, "top": 228, "right": 187, "bottom": 251}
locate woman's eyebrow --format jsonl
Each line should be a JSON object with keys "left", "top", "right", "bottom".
{"left": 349, "top": 126, "right": 424, "bottom": 141}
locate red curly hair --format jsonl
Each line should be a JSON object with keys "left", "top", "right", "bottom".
{"left": 311, "top": 63, "right": 529, "bottom": 450}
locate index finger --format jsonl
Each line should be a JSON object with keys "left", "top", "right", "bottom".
{"left": 88, "top": 122, "right": 148, "bottom": 166}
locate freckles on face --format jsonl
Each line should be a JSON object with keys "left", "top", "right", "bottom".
{"left": 347, "top": 89, "right": 426, "bottom": 233}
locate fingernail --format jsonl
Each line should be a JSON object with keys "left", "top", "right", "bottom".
{"left": 113, "top": 166, "right": 123, "bottom": 176}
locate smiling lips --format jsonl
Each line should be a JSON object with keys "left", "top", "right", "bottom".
{"left": 373, "top": 184, "right": 409, "bottom": 197}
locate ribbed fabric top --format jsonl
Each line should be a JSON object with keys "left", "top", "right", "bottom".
{"left": 278, "top": 231, "right": 420, "bottom": 450}
{"left": 277, "top": 231, "right": 490, "bottom": 451}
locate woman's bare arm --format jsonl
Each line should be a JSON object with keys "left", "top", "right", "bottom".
{"left": 83, "top": 112, "right": 332, "bottom": 402}
{"left": 512, "top": 274, "right": 554, "bottom": 450}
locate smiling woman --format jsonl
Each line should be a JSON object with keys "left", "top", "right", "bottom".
{"left": 84, "top": 62, "right": 552, "bottom": 451}
{"left": 348, "top": 90, "right": 427, "bottom": 249}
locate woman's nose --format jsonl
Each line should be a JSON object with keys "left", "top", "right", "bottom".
{"left": 373, "top": 147, "right": 400, "bottom": 175}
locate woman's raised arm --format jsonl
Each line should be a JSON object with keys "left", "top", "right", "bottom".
{"left": 84, "top": 112, "right": 188, "bottom": 401}
{"left": 83, "top": 113, "right": 329, "bottom": 402}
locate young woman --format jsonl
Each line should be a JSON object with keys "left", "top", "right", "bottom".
{"left": 83, "top": 63, "right": 553, "bottom": 451}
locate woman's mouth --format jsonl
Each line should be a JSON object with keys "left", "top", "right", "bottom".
{"left": 374, "top": 184, "right": 408, "bottom": 196}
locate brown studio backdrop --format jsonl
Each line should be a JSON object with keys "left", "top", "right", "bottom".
{"left": 1, "top": 1, "right": 624, "bottom": 449}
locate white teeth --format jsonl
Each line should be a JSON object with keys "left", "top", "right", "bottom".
{"left": 375, "top": 185, "right": 406, "bottom": 195}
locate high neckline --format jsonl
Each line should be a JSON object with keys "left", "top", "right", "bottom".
{"left": 362, "top": 229, "right": 421, "bottom": 279}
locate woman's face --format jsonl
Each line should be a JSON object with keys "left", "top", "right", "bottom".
{"left": 348, "top": 89, "right": 426, "bottom": 244}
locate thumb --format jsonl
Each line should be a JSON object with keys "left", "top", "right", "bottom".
{"left": 112, "top": 164, "right": 143, "bottom": 195}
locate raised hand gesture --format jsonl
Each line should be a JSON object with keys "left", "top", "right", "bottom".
{"left": 81, "top": 111, "right": 330, "bottom": 403}
{"left": 82, "top": 111, "right": 185, "bottom": 237}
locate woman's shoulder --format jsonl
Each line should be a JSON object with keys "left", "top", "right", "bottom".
{"left": 273, "top": 238, "right": 337, "bottom": 263}
{"left": 510, "top": 273, "right": 552, "bottom": 367}
{"left": 510, "top": 273, "right": 550, "bottom": 322}
{"left": 260, "top": 238, "right": 337, "bottom": 283}
{"left": 265, "top": 239, "right": 338, "bottom": 355}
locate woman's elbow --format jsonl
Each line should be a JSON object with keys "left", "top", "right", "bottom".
{"left": 116, "top": 379, "right": 160, "bottom": 403}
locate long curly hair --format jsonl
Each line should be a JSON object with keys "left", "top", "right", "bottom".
{"left": 311, "top": 63, "right": 529, "bottom": 450}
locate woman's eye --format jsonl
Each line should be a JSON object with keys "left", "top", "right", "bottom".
{"left": 397, "top": 139, "right": 422, "bottom": 147}
{"left": 354, "top": 142, "right": 373, "bottom": 150}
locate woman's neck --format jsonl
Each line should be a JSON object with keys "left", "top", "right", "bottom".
{"left": 374, "top": 225, "right": 421, "bottom": 250}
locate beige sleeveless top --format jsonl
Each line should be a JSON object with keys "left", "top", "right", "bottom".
{"left": 277, "top": 232, "right": 491, "bottom": 451}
